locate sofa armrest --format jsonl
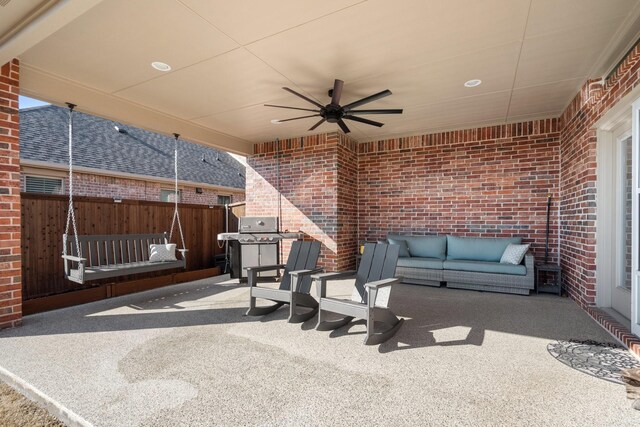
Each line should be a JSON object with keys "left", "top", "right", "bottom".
{"left": 524, "top": 252, "right": 534, "bottom": 275}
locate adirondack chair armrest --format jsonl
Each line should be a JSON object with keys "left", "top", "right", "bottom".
{"left": 244, "top": 264, "right": 286, "bottom": 273}
{"left": 366, "top": 277, "right": 402, "bottom": 309}
{"left": 313, "top": 271, "right": 357, "bottom": 298}
{"left": 290, "top": 268, "right": 324, "bottom": 293}
{"left": 289, "top": 268, "right": 324, "bottom": 278}
{"left": 311, "top": 271, "right": 357, "bottom": 281}
{"left": 365, "top": 277, "right": 402, "bottom": 289}
{"left": 61, "top": 255, "right": 87, "bottom": 263}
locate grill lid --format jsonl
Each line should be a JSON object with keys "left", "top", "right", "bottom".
{"left": 239, "top": 217, "right": 279, "bottom": 233}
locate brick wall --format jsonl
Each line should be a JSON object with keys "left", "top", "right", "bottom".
{"left": 247, "top": 124, "right": 559, "bottom": 271}
{"left": 19, "top": 170, "right": 244, "bottom": 205}
{"left": 244, "top": 41, "right": 640, "bottom": 314}
{"left": 0, "top": 59, "right": 21, "bottom": 329}
{"left": 358, "top": 120, "right": 561, "bottom": 263}
{"left": 247, "top": 133, "right": 358, "bottom": 271}
{"left": 559, "top": 42, "right": 640, "bottom": 307}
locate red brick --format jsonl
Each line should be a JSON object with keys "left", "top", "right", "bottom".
{"left": 0, "top": 59, "right": 20, "bottom": 330}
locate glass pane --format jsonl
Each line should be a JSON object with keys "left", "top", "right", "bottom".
{"left": 160, "top": 189, "right": 181, "bottom": 202}
{"left": 623, "top": 136, "right": 632, "bottom": 290}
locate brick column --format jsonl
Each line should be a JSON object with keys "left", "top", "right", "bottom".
{"left": 0, "top": 59, "right": 21, "bottom": 329}
{"left": 247, "top": 132, "right": 358, "bottom": 271}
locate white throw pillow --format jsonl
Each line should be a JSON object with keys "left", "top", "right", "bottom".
{"left": 149, "top": 243, "right": 177, "bottom": 262}
{"left": 500, "top": 243, "right": 530, "bottom": 265}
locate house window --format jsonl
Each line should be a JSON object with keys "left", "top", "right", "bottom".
{"left": 160, "top": 189, "right": 181, "bottom": 202}
{"left": 25, "top": 175, "right": 63, "bottom": 194}
{"left": 217, "top": 195, "right": 231, "bottom": 205}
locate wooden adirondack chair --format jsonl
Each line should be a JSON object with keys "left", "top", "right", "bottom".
{"left": 312, "top": 243, "right": 403, "bottom": 345}
{"left": 245, "top": 240, "right": 323, "bottom": 323}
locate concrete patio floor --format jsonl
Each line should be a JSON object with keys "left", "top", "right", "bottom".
{"left": 0, "top": 275, "right": 639, "bottom": 427}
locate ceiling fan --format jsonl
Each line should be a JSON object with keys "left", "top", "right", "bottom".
{"left": 265, "top": 79, "right": 403, "bottom": 134}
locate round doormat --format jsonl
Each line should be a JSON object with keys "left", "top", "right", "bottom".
{"left": 547, "top": 339, "right": 640, "bottom": 384}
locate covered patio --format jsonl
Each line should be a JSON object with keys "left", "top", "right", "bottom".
{"left": 0, "top": 276, "right": 637, "bottom": 426}
{"left": 3, "top": 0, "right": 640, "bottom": 424}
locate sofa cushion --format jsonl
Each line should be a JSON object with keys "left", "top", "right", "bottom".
{"left": 397, "top": 257, "right": 444, "bottom": 270}
{"left": 443, "top": 260, "right": 527, "bottom": 276}
{"left": 387, "top": 234, "right": 447, "bottom": 259}
{"left": 386, "top": 237, "right": 411, "bottom": 257}
{"left": 446, "top": 236, "right": 522, "bottom": 262}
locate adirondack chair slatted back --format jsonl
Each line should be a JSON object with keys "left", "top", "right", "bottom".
{"left": 279, "top": 240, "right": 321, "bottom": 292}
{"left": 352, "top": 243, "right": 400, "bottom": 305}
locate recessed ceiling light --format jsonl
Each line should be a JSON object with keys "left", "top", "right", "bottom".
{"left": 270, "top": 119, "right": 282, "bottom": 124}
{"left": 464, "top": 79, "right": 482, "bottom": 88}
{"left": 151, "top": 61, "right": 171, "bottom": 72}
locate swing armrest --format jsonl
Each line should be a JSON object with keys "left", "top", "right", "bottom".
{"left": 62, "top": 255, "right": 87, "bottom": 263}
{"left": 177, "top": 249, "right": 188, "bottom": 253}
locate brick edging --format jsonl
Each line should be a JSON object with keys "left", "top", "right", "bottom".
{"left": 585, "top": 306, "right": 640, "bottom": 358}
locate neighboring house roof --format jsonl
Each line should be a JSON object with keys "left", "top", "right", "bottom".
{"left": 20, "top": 105, "right": 245, "bottom": 190}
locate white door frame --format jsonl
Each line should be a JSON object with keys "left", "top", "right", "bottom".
{"left": 631, "top": 99, "right": 640, "bottom": 336}
{"left": 613, "top": 127, "right": 632, "bottom": 319}
{"left": 594, "top": 83, "right": 640, "bottom": 338}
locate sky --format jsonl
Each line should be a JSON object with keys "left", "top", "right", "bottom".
{"left": 19, "top": 95, "right": 49, "bottom": 109}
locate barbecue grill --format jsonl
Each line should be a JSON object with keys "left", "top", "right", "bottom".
{"left": 217, "top": 217, "right": 303, "bottom": 279}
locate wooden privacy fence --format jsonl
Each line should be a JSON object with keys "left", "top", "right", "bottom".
{"left": 21, "top": 193, "right": 225, "bottom": 300}
{"left": 228, "top": 201, "right": 246, "bottom": 233}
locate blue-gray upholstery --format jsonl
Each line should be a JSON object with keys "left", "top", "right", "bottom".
{"left": 397, "top": 257, "right": 444, "bottom": 270}
{"left": 386, "top": 237, "right": 411, "bottom": 257}
{"left": 387, "top": 234, "right": 447, "bottom": 259}
{"left": 446, "top": 236, "right": 521, "bottom": 262}
{"left": 443, "top": 260, "right": 527, "bottom": 276}
{"left": 390, "top": 234, "right": 535, "bottom": 295}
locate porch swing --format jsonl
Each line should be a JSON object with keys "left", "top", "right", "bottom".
{"left": 61, "top": 103, "right": 187, "bottom": 284}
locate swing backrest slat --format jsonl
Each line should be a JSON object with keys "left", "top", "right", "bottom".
{"left": 65, "top": 233, "right": 171, "bottom": 266}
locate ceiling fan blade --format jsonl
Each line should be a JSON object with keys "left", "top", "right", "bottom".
{"left": 337, "top": 119, "right": 351, "bottom": 134}
{"left": 282, "top": 87, "right": 324, "bottom": 109}
{"left": 349, "top": 108, "right": 403, "bottom": 115}
{"left": 344, "top": 115, "right": 384, "bottom": 127}
{"left": 274, "top": 114, "right": 320, "bottom": 123}
{"left": 342, "top": 89, "right": 392, "bottom": 111}
{"left": 331, "top": 79, "right": 344, "bottom": 105}
{"left": 309, "top": 118, "right": 326, "bottom": 131}
{"left": 264, "top": 104, "right": 320, "bottom": 112}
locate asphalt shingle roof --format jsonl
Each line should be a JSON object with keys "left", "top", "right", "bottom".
{"left": 20, "top": 105, "right": 245, "bottom": 189}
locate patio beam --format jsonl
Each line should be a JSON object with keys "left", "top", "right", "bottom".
{"left": 20, "top": 65, "right": 254, "bottom": 155}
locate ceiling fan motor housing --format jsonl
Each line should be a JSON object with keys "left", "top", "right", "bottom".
{"left": 323, "top": 105, "right": 344, "bottom": 123}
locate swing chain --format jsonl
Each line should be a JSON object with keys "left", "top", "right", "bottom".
{"left": 169, "top": 133, "right": 186, "bottom": 250}
{"left": 64, "top": 103, "right": 82, "bottom": 258}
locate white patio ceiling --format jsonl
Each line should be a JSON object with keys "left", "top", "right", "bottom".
{"left": 2, "top": 0, "right": 640, "bottom": 155}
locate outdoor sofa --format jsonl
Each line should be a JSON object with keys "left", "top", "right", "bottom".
{"left": 386, "top": 234, "right": 535, "bottom": 295}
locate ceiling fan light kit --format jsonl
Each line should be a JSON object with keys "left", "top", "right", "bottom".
{"left": 265, "top": 79, "right": 403, "bottom": 134}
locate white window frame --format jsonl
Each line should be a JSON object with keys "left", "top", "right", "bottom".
{"left": 217, "top": 194, "right": 231, "bottom": 205}
{"left": 160, "top": 188, "right": 182, "bottom": 203}
{"left": 24, "top": 174, "right": 64, "bottom": 195}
